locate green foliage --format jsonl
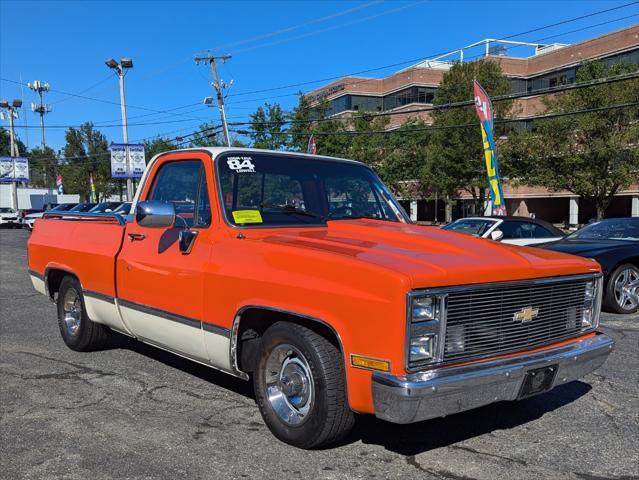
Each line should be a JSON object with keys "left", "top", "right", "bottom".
{"left": 504, "top": 61, "right": 639, "bottom": 219}
{"left": 0, "top": 127, "right": 27, "bottom": 156}
{"left": 249, "top": 103, "right": 287, "bottom": 150}
{"left": 423, "top": 60, "right": 514, "bottom": 216}
{"left": 60, "top": 122, "right": 112, "bottom": 201}
{"left": 144, "top": 136, "right": 176, "bottom": 162}
{"left": 28, "top": 146, "right": 58, "bottom": 188}
{"left": 189, "top": 123, "right": 223, "bottom": 147}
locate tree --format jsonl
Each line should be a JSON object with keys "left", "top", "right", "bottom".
{"left": 505, "top": 61, "right": 639, "bottom": 220}
{"left": 144, "top": 136, "right": 176, "bottom": 163}
{"left": 28, "top": 146, "right": 59, "bottom": 188}
{"left": 188, "top": 123, "right": 223, "bottom": 148}
{"left": 249, "top": 103, "right": 287, "bottom": 150}
{"left": 60, "top": 123, "right": 112, "bottom": 201}
{"left": 0, "top": 127, "right": 27, "bottom": 156}
{"left": 380, "top": 119, "right": 432, "bottom": 201}
{"left": 423, "top": 60, "right": 514, "bottom": 221}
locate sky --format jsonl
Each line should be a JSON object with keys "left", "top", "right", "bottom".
{"left": 1, "top": 0, "right": 638, "bottom": 152}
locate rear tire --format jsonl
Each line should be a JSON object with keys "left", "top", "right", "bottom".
{"left": 57, "top": 276, "right": 110, "bottom": 351}
{"left": 603, "top": 264, "right": 639, "bottom": 314}
{"left": 253, "top": 322, "right": 354, "bottom": 449}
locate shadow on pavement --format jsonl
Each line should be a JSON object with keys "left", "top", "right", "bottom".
{"left": 348, "top": 381, "right": 591, "bottom": 455}
{"left": 111, "top": 332, "right": 255, "bottom": 399}
{"left": 109, "top": 331, "right": 591, "bottom": 454}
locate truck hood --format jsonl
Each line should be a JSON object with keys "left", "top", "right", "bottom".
{"left": 262, "top": 219, "right": 600, "bottom": 289}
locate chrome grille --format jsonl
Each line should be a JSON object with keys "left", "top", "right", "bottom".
{"left": 443, "top": 278, "right": 589, "bottom": 362}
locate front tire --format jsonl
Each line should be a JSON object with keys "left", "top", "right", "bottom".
{"left": 254, "top": 322, "right": 354, "bottom": 449}
{"left": 57, "top": 276, "right": 110, "bottom": 351}
{"left": 604, "top": 264, "right": 639, "bottom": 314}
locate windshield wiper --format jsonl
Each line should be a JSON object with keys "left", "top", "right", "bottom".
{"left": 260, "top": 203, "right": 323, "bottom": 218}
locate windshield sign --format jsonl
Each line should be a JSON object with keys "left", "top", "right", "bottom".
{"left": 217, "top": 153, "right": 408, "bottom": 227}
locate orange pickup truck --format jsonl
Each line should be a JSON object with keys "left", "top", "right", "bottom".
{"left": 27, "top": 148, "right": 613, "bottom": 448}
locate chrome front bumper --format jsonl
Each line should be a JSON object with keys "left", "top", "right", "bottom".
{"left": 372, "top": 333, "right": 614, "bottom": 424}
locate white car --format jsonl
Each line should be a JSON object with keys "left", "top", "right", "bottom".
{"left": 442, "top": 216, "right": 565, "bottom": 246}
{"left": 0, "top": 207, "right": 20, "bottom": 228}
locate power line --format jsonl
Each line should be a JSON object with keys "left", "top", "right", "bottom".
{"left": 230, "top": 101, "right": 639, "bottom": 137}
{"left": 224, "top": 2, "right": 639, "bottom": 99}
{"left": 225, "top": 72, "right": 639, "bottom": 128}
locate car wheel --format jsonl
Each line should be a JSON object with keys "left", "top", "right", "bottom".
{"left": 604, "top": 264, "right": 639, "bottom": 314}
{"left": 57, "top": 276, "right": 110, "bottom": 351}
{"left": 254, "top": 322, "right": 354, "bottom": 449}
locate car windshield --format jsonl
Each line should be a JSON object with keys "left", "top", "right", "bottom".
{"left": 442, "top": 218, "right": 497, "bottom": 236}
{"left": 51, "top": 204, "right": 74, "bottom": 212}
{"left": 0, "top": 208, "right": 15, "bottom": 213}
{"left": 217, "top": 152, "right": 409, "bottom": 227}
{"left": 70, "top": 203, "right": 97, "bottom": 212}
{"left": 567, "top": 218, "right": 639, "bottom": 242}
{"left": 90, "top": 202, "right": 121, "bottom": 213}
{"left": 112, "top": 203, "right": 131, "bottom": 214}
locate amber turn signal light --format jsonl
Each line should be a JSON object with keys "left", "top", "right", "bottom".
{"left": 351, "top": 355, "right": 391, "bottom": 372}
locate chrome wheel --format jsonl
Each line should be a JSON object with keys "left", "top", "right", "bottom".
{"left": 614, "top": 267, "right": 639, "bottom": 311}
{"left": 264, "top": 344, "right": 314, "bottom": 426}
{"left": 62, "top": 288, "right": 82, "bottom": 336}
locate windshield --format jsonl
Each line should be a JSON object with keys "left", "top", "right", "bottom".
{"left": 443, "top": 218, "right": 497, "bottom": 236}
{"left": 70, "top": 203, "right": 97, "bottom": 212}
{"left": 90, "top": 202, "right": 121, "bottom": 213}
{"left": 567, "top": 218, "right": 639, "bottom": 242}
{"left": 217, "top": 152, "right": 408, "bottom": 227}
{"left": 0, "top": 208, "right": 15, "bottom": 213}
{"left": 51, "top": 204, "right": 74, "bottom": 212}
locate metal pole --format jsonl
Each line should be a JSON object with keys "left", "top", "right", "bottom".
{"left": 38, "top": 89, "right": 46, "bottom": 148}
{"left": 7, "top": 108, "right": 19, "bottom": 211}
{"left": 210, "top": 58, "right": 231, "bottom": 147}
{"left": 118, "top": 68, "right": 133, "bottom": 200}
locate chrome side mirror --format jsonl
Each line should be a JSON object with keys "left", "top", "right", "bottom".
{"left": 490, "top": 229, "right": 504, "bottom": 241}
{"left": 136, "top": 201, "right": 175, "bottom": 228}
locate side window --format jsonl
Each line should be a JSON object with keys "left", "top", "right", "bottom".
{"left": 529, "top": 223, "right": 555, "bottom": 238}
{"left": 498, "top": 221, "right": 524, "bottom": 239}
{"left": 148, "top": 160, "right": 211, "bottom": 228}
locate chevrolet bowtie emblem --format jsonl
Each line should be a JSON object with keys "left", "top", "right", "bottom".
{"left": 513, "top": 306, "right": 539, "bottom": 323}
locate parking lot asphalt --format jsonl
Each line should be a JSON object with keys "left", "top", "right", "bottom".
{"left": 1, "top": 228, "right": 638, "bottom": 480}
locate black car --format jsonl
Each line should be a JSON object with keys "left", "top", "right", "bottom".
{"left": 542, "top": 218, "right": 639, "bottom": 314}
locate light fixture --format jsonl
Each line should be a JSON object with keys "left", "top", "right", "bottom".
{"left": 105, "top": 58, "right": 118, "bottom": 69}
{"left": 203, "top": 96, "right": 214, "bottom": 105}
{"left": 120, "top": 58, "right": 133, "bottom": 69}
{"left": 12, "top": 99, "right": 22, "bottom": 108}
{"left": 0, "top": 100, "right": 9, "bottom": 108}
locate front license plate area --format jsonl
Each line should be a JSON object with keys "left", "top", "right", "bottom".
{"left": 518, "top": 365, "right": 558, "bottom": 399}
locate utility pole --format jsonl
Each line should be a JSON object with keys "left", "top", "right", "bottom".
{"left": 0, "top": 99, "right": 23, "bottom": 211}
{"left": 105, "top": 57, "right": 134, "bottom": 200}
{"left": 194, "top": 53, "right": 232, "bottom": 146}
{"left": 28, "top": 80, "right": 51, "bottom": 148}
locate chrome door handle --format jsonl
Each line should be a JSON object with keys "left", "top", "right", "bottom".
{"left": 128, "top": 233, "right": 146, "bottom": 241}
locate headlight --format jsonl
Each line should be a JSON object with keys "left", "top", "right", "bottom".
{"left": 407, "top": 294, "right": 447, "bottom": 368}
{"left": 412, "top": 296, "right": 438, "bottom": 321}
{"left": 581, "top": 276, "right": 603, "bottom": 331}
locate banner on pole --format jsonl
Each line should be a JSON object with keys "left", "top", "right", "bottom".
{"left": 473, "top": 80, "right": 507, "bottom": 216}
{"left": 0, "top": 156, "right": 30, "bottom": 182}
{"left": 56, "top": 174, "right": 64, "bottom": 194}
{"left": 110, "top": 143, "right": 146, "bottom": 179}
{"left": 307, "top": 135, "right": 317, "bottom": 155}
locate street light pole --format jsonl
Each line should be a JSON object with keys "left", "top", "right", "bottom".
{"left": 106, "top": 57, "right": 134, "bottom": 200}
{"left": 0, "top": 99, "right": 22, "bottom": 211}
{"left": 194, "top": 53, "right": 232, "bottom": 147}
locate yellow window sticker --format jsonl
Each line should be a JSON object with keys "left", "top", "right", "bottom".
{"left": 232, "top": 210, "right": 263, "bottom": 224}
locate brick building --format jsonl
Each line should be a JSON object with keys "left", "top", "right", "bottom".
{"left": 305, "top": 25, "right": 639, "bottom": 224}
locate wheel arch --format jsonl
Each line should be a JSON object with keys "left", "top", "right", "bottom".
{"left": 44, "top": 266, "right": 80, "bottom": 301}
{"left": 231, "top": 305, "right": 345, "bottom": 377}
